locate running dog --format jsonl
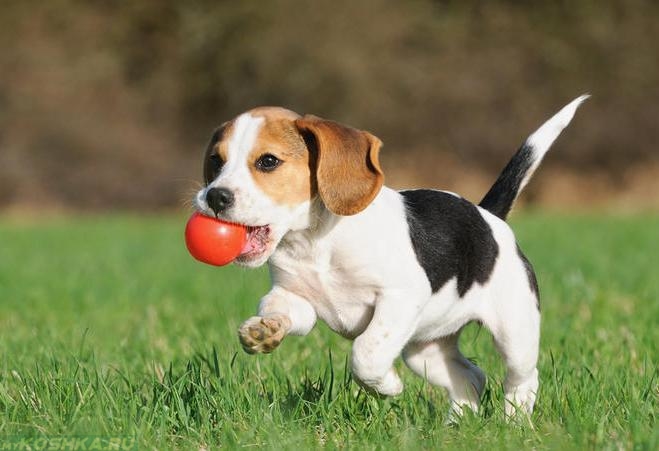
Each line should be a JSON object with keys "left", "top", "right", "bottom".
{"left": 193, "top": 95, "right": 588, "bottom": 417}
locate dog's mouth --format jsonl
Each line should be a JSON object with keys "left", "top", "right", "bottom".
{"left": 237, "top": 225, "right": 271, "bottom": 261}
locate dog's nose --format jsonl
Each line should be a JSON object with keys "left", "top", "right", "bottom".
{"left": 206, "top": 187, "right": 235, "bottom": 215}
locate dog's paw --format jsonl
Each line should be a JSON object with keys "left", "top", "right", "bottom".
{"left": 354, "top": 367, "right": 404, "bottom": 397}
{"left": 238, "top": 316, "right": 290, "bottom": 354}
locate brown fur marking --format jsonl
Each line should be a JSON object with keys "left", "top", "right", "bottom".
{"left": 208, "top": 107, "right": 383, "bottom": 214}
{"left": 295, "top": 116, "right": 384, "bottom": 215}
{"left": 247, "top": 112, "right": 316, "bottom": 207}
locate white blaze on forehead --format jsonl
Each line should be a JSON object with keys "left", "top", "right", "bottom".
{"left": 227, "top": 113, "right": 265, "bottom": 164}
{"left": 203, "top": 112, "right": 264, "bottom": 203}
{"left": 206, "top": 112, "right": 265, "bottom": 192}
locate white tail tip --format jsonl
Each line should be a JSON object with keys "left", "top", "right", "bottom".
{"left": 526, "top": 94, "right": 589, "bottom": 153}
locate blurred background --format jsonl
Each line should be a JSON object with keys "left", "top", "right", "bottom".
{"left": 1, "top": 0, "right": 658, "bottom": 213}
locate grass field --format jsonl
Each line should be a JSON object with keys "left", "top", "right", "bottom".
{"left": 0, "top": 213, "right": 656, "bottom": 450}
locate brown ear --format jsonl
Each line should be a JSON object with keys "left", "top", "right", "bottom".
{"left": 295, "top": 115, "right": 384, "bottom": 216}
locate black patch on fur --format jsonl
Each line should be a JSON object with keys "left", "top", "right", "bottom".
{"left": 402, "top": 190, "right": 499, "bottom": 296}
{"left": 203, "top": 124, "right": 228, "bottom": 185}
{"left": 479, "top": 143, "right": 534, "bottom": 220}
{"left": 516, "top": 244, "right": 540, "bottom": 310}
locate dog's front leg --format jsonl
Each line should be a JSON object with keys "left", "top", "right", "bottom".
{"left": 351, "top": 291, "right": 422, "bottom": 396}
{"left": 238, "top": 286, "right": 316, "bottom": 354}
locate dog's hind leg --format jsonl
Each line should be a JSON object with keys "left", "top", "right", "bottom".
{"left": 486, "top": 294, "right": 541, "bottom": 419}
{"left": 403, "top": 333, "right": 486, "bottom": 417}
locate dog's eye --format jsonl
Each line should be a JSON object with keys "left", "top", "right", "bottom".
{"left": 256, "top": 154, "right": 281, "bottom": 172}
{"left": 209, "top": 154, "right": 223, "bottom": 171}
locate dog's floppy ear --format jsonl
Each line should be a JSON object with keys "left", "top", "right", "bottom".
{"left": 295, "top": 115, "right": 384, "bottom": 216}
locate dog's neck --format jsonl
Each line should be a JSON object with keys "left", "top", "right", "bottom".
{"left": 288, "top": 197, "right": 339, "bottom": 237}
{"left": 270, "top": 198, "right": 342, "bottom": 262}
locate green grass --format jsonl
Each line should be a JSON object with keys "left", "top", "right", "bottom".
{"left": 0, "top": 213, "right": 657, "bottom": 450}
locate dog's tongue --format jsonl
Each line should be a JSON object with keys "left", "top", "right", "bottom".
{"left": 240, "top": 226, "right": 268, "bottom": 256}
{"left": 240, "top": 238, "right": 255, "bottom": 255}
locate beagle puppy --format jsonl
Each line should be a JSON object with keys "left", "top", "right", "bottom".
{"left": 193, "top": 96, "right": 588, "bottom": 417}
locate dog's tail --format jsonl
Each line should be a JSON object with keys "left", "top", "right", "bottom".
{"left": 479, "top": 95, "right": 589, "bottom": 220}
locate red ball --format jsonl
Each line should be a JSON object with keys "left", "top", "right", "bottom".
{"left": 185, "top": 212, "right": 247, "bottom": 266}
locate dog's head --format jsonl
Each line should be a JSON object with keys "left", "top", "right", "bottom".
{"left": 194, "top": 107, "right": 384, "bottom": 267}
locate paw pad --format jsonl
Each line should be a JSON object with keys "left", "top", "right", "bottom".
{"left": 238, "top": 316, "right": 288, "bottom": 354}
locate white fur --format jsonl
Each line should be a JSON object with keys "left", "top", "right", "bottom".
{"left": 263, "top": 190, "right": 540, "bottom": 409}
{"left": 195, "top": 97, "right": 585, "bottom": 418}
{"left": 521, "top": 94, "right": 590, "bottom": 190}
